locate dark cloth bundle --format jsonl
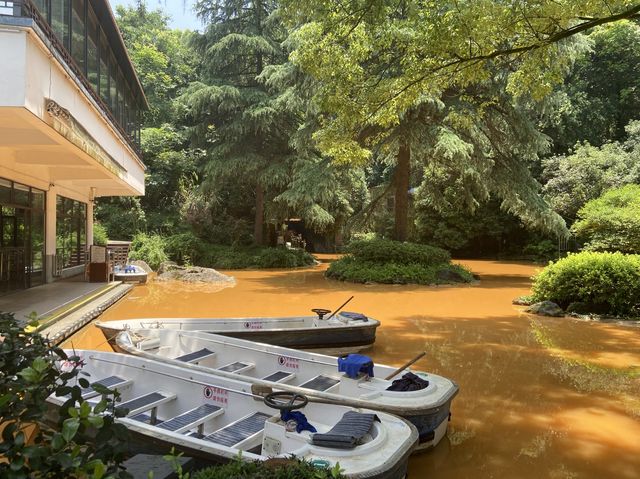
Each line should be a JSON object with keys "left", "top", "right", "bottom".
{"left": 386, "top": 372, "right": 429, "bottom": 391}
{"left": 338, "top": 354, "right": 375, "bottom": 378}
{"left": 311, "top": 411, "right": 379, "bottom": 449}
{"left": 280, "top": 410, "right": 316, "bottom": 433}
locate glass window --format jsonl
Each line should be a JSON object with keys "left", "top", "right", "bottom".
{"left": 71, "top": 0, "right": 86, "bottom": 73}
{"left": 99, "top": 30, "right": 110, "bottom": 105}
{"left": 30, "top": 208, "right": 45, "bottom": 286}
{"left": 117, "top": 70, "right": 126, "bottom": 127}
{"left": 33, "top": 0, "right": 48, "bottom": 20}
{"left": 31, "top": 188, "right": 45, "bottom": 210}
{"left": 56, "top": 195, "right": 87, "bottom": 269}
{"left": 0, "top": 179, "right": 11, "bottom": 204}
{"left": 51, "top": 0, "right": 70, "bottom": 49}
{"left": 109, "top": 52, "right": 118, "bottom": 113}
{"left": 13, "top": 183, "right": 30, "bottom": 207}
{"left": 87, "top": 7, "right": 99, "bottom": 93}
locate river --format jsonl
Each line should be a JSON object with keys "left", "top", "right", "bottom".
{"left": 65, "top": 259, "right": 640, "bottom": 478}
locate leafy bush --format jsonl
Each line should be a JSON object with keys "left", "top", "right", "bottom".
{"left": 571, "top": 184, "right": 640, "bottom": 254}
{"left": 327, "top": 239, "right": 471, "bottom": 285}
{"left": 326, "top": 256, "right": 473, "bottom": 284}
{"left": 93, "top": 223, "right": 109, "bottom": 246}
{"left": 129, "top": 233, "right": 169, "bottom": 270}
{"left": 531, "top": 251, "right": 640, "bottom": 316}
{"left": 522, "top": 239, "right": 558, "bottom": 262}
{"left": 192, "top": 458, "right": 345, "bottom": 479}
{"left": 0, "top": 312, "right": 132, "bottom": 478}
{"left": 345, "top": 239, "right": 450, "bottom": 265}
{"left": 164, "top": 232, "right": 316, "bottom": 269}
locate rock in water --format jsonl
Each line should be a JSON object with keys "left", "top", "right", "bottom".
{"left": 130, "top": 260, "right": 153, "bottom": 273}
{"left": 436, "top": 268, "right": 467, "bottom": 283}
{"left": 156, "top": 265, "right": 235, "bottom": 285}
{"left": 525, "top": 301, "right": 564, "bottom": 317}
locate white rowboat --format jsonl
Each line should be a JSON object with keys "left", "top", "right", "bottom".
{"left": 116, "top": 329, "right": 458, "bottom": 449}
{"left": 48, "top": 351, "right": 417, "bottom": 478}
{"left": 96, "top": 311, "right": 380, "bottom": 352}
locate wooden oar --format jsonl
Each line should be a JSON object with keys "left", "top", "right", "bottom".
{"left": 325, "top": 296, "right": 355, "bottom": 321}
{"left": 384, "top": 352, "right": 427, "bottom": 381}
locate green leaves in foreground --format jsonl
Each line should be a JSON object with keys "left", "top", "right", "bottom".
{"left": 0, "top": 311, "right": 132, "bottom": 479}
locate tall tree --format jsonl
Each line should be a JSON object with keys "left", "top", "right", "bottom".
{"left": 181, "top": 0, "right": 289, "bottom": 245}
{"left": 280, "top": 1, "right": 640, "bottom": 238}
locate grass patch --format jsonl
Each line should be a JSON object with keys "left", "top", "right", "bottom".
{"left": 326, "top": 239, "right": 473, "bottom": 285}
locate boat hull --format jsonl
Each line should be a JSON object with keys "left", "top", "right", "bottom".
{"left": 124, "top": 427, "right": 412, "bottom": 479}
{"left": 99, "top": 317, "right": 379, "bottom": 351}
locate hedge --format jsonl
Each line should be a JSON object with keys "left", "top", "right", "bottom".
{"left": 531, "top": 251, "right": 640, "bottom": 316}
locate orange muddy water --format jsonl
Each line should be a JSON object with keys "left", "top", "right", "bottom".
{"left": 65, "top": 259, "right": 640, "bottom": 478}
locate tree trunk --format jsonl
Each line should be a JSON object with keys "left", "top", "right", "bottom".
{"left": 393, "top": 142, "right": 411, "bottom": 242}
{"left": 254, "top": 183, "right": 265, "bottom": 246}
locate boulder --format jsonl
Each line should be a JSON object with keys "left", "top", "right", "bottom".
{"left": 157, "top": 261, "right": 179, "bottom": 275}
{"left": 525, "top": 301, "right": 564, "bottom": 317}
{"left": 156, "top": 265, "right": 235, "bottom": 285}
{"left": 436, "top": 268, "right": 468, "bottom": 283}
{"left": 130, "top": 260, "right": 153, "bottom": 273}
{"left": 512, "top": 296, "right": 534, "bottom": 306}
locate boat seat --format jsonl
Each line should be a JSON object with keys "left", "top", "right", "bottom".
{"left": 300, "top": 375, "right": 340, "bottom": 391}
{"left": 174, "top": 348, "right": 215, "bottom": 364}
{"left": 157, "top": 404, "right": 224, "bottom": 435}
{"left": 217, "top": 361, "right": 254, "bottom": 374}
{"left": 75, "top": 376, "right": 132, "bottom": 400}
{"left": 203, "top": 411, "right": 271, "bottom": 448}
{"left": 118, "top": 391, "right": 177, "bottom": 424}
{"left": 262, "top": 371, "right": 296, "bottom": 383}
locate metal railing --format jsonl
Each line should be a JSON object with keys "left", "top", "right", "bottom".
{"left": 0, "top": 0, "right": 141, "bottom": 155}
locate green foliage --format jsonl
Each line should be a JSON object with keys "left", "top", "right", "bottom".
{"left": 542, "top": 121, "right": 640, "bottom": 222}
{"left": 327, "top": 256, "right": 473, "bottom": 285}
{"left": 327, "top": 239, "right": 472, "bottom": 285}
{"left": 164, "top": 232, "right": 315, "bottom": 269}
{"left": 192, "top": 458, "right": 345, "bottom": 479}
{"left": 95, "top": 197, "right": 147, "bottom": 241}
{"left": 129, "top": 233, "right": 169, "bottom": 270}
{"left": 547, "top": 21, "right": 640, "bottom": 151}
{"left": 572, "top": 184, "right": 640, "bottom": 254}
{"left": 115, "top": 2, "right": 197, "bottom": 125}
{"left": 345, "top": 239, "right": 450, "bottom": 265}
{"left": 93, "top": 223, "right": 109, "bottom": 246}
{"left": 0, "top": 312, "right": 132, "bottom": 478}
{"left": 522, "top": 239, "right": 558, "bottom": 262}
{"left": 531, "top": 252, "right": 640, "bottom": 316}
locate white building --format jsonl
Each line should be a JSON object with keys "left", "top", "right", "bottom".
{"left": 0, "top": 0, "right": 146, "bottom": 293}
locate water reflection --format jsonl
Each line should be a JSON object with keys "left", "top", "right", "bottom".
{"left": 65, "top": 258, "right": 640, "bottom": 478}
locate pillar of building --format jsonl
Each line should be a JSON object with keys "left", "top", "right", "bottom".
{"left": 86, "top": 199, "right": 94, "bottom": 247}
{"left": 45, "top": 185, "right": 57, "bottom": 283}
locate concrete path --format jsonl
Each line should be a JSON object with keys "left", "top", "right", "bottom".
{"left": 0, "top": 278, "right": 111, "bottom": 326}
{"left": 41, "top": 283, "right": 133, "bottom": 344}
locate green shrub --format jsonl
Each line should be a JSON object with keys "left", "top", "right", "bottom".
{"left": 129, "top": 233, "right": 169, "bottom": 270}
{"left": 345, "top": 239, "right": 450, "bottom": 265}
{"left": 522, "top": 239, "right": 558, "bottom": 262}
{"left": 192, "top": 458, "right": 345, "bottom": 479}
{"left": 93, "top": 223, "right": 109, "bottom": 246}
{"left": 327, "top": 256, "right": 473, "bottom": 284}
{"left": 571, "top": 184, "right": 640, "bottom": 254}
{"left": 163, "top": 233, "right": 316, "bottom": 269}
{"left": 531, "top": 251, "right": 640, "bottom": 316}
{"left": 327, "top": 239, "right": 471, "bottom": 285}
